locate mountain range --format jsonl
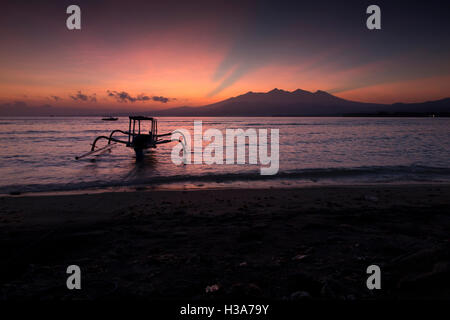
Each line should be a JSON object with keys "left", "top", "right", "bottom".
{"left": 153, "top": 88, "right": 450, "bottom": 116}
{"left": 1, "top": 89, "right": 449, "bottom": 116}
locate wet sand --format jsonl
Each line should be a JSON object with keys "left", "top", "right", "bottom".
{"left": 0, "top": 185, "right": 449, "bottom": 300}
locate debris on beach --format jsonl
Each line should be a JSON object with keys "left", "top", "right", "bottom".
{"left": 205, "top": 284, "right": 220, "bottom": 293}
{"left": 292, "top": 254, "right": 308, "bottom": 261}
{"left": 290, "top": 290, "right": 311, "bottom": 300}
{"left": 364, "top": 195, "right": 379, "bottom": 202}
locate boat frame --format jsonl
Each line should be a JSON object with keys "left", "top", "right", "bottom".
{"left": 76, "top": 116, "right": 172, "bottom": 160}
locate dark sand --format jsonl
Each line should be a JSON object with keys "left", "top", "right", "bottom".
{"left": 0, "top": 185, "right": 449, "bottom": 300}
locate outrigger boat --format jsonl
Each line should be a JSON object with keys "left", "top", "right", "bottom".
{"left": 101, "top": 116, "right": 118, "bottom": 121}
{"left": 76, "top": 116, "right": 173, "bottom": 160}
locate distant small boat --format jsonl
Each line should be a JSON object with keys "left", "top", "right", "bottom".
{"left": 102, "top": 117, "right": 118, "bottom": 121}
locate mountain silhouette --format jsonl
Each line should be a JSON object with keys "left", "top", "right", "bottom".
{"left": 1, "top": 89, "right": 449, "bottom": 116}
{"left": 154, "top": 89, "right": 450, "bottom": 116}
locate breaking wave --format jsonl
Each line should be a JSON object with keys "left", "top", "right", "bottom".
{"left": 2, "top": 165, "right": 450, "bottom": 195}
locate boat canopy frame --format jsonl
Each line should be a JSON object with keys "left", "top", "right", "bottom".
{"left": 75, "top": 116, "right": 173, "bottom": 160}
{"left": 127, "top": 116, "right": 158, "bottom": 146}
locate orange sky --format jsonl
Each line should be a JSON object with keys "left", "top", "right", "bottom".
{"left": 1, "top": 1, "right": 449, "bottom": 111}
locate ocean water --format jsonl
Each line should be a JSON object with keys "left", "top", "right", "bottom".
{"left": 0, "top": 117, "right": 449, "bottom": 194}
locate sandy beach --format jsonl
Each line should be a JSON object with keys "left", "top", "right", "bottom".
{"left": 0, "top": 184, "right": 449, "bottom": 300}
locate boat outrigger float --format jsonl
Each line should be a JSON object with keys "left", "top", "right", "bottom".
{"left": 75, "top": 116, "right": 173, "bottom": 160}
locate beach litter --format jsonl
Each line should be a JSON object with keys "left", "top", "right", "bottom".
{"left": 292, "top": 254, "right": 308, "bottom": 261}
{"left": 205, "top": 284, "right": 220, "bottom": 293}
{"left": 364, "top": 195, "right": 379, "bottom": 202}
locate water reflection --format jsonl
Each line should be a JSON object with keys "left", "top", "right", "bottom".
{"left": 1, "top": 117, "right": 449, "bottom": 194}
{"left": 121, "top": 150, "right": 158, "bottom": 181}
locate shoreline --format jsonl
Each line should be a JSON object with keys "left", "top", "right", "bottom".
{"left": 1, "top": 184, "right": 449, "bottom": 300}
{"left": 3, "top": 180, "right": 450, "bottom": 198}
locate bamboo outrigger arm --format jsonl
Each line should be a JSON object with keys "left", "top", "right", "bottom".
{"left": 75, "top": 142, "right": 119, "bottom": 160}
{"left": 156, "top": 132, "right": 172, "bottom": 138}
{"left": 108, "top": 129, "right": 132, "bottom": 143}
{"left": 155, "top": 139, "right": 172, "bottom": 144}
{"left": 90, "top": 135, "right": 128, "bottom": 151}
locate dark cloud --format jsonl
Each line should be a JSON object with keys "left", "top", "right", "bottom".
{"left": 0, "top": 101, "right": 53, "bottom": 116}
{"left": 70, "top": 91, "right": 97, "bottom": 102}
{"left": 50, "top": 95, "right": 61, "bottom": 101}
{"left": 152, "top": 96, "right": 169, "bottom": 103}
{"left": 107, "top": 90, "right": 137, "bottom": 102}
{"left": 107, "top": 90, "right": 171, "bottom": 103}
{"left": 0, "top": 101, "right": 28, "bottom": 109}
{"left": 138, "top": 94, "right": 150, "bottom": 101}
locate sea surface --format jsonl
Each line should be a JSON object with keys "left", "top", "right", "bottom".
{"left": 0, "top": 117, "right": 449, "bottom": 194}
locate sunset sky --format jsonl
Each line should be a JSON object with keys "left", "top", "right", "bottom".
{"left": 1, "top": 0, "right": 450, "bottom": 112}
